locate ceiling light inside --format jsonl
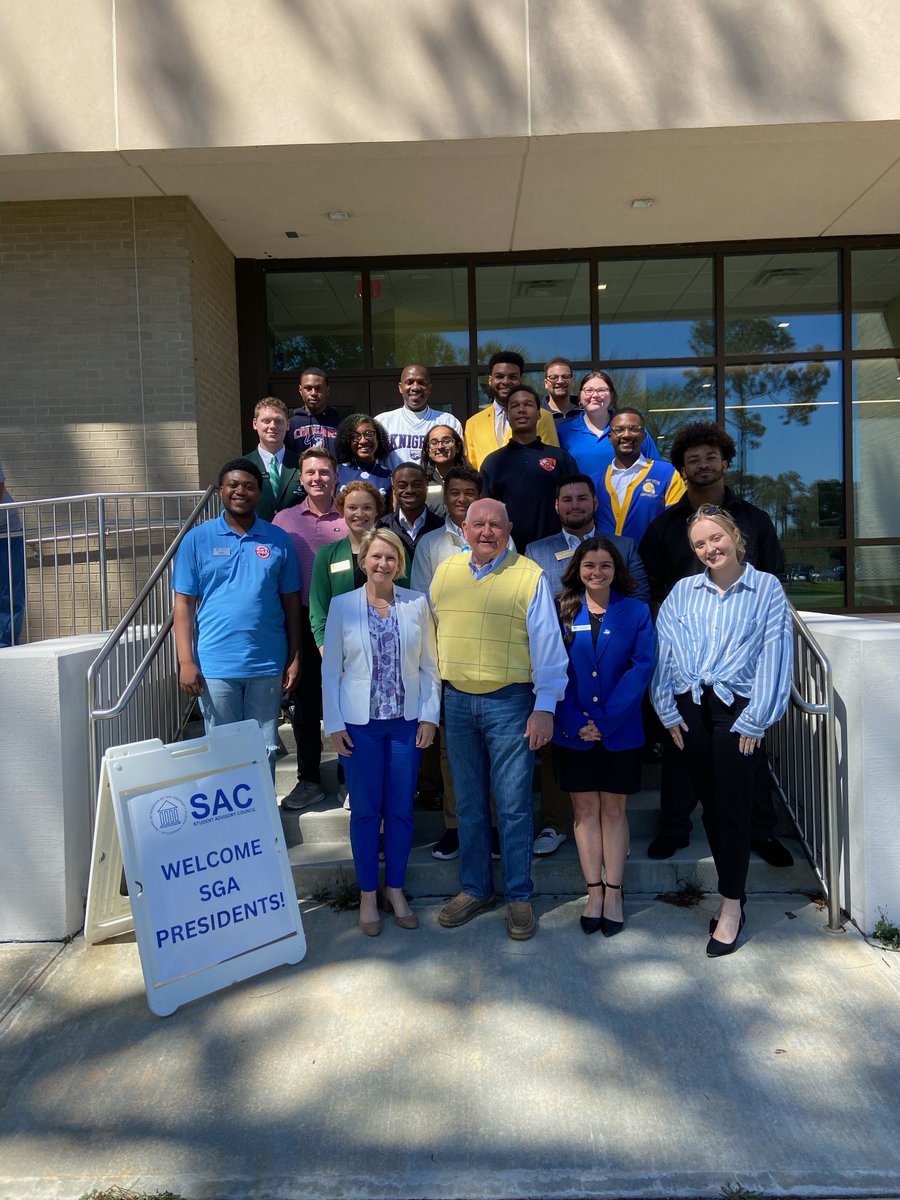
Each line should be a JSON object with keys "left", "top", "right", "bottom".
{"left": 597, "top": 282, "right": 608, "bottom": 290}
{"left": 777, "top": 321, "right": 791, "bottom": 328}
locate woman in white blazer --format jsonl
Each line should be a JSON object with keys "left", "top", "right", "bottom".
{"left": 323, "top": 527, "right": 441, "bottom": 936}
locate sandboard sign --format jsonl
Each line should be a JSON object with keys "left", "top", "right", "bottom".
{"left": 95, "top": 720, "right": 306, "bottom": 1016}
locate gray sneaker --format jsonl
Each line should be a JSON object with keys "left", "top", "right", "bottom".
{"left": 282, "top": 779, "right": 326, "bottom": 810}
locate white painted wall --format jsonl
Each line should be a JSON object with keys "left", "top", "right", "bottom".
{"left": 801, "top": 612, "right": 900, "bottom": 934}
{"left": 0, "top": 634, "right": 107, "bottom": 940}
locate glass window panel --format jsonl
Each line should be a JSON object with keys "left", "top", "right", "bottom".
{"left": 597, "top": 257, "right": 713, "bottom": 359}
{"left": 784, "top": 548, "right": 846, "bottom": 610}
{"left": 724, "top": 251, "right": 840, "bottom": 354}
{"left": 371, "top": 267, "right": 469, "bottom": 368}
{"left": 605, "top": 365, "right": 715, "bottom": 459}
{"left": 852, "top": 248, "right": 900, "bottom": 350}
{"left": 476, "top": 262, "right": 590, "bottom": 364}
{"left": 853, "top": 359, "right": 900, "bottom": 537}
{"left": 855, "top": 546, "right": 900, "bottom": 608}
{"left": 724, "top": 361, "right": 843, "bottom": 540}
{"left": 266, "top": 271, "right": 364, "bottom": 371}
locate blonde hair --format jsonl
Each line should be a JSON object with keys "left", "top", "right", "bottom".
{"left": 687, "top": 504, "right": 746, "bottom": 562}
{"left": 357, "top": 527, "right": 407, "bottom": 580}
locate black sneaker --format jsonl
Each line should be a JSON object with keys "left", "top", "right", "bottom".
{"left": 491, "top": 827, "right": 501, "bottom": 860}
{"left": 432, "top": 829, "right": 460, "bottom": 860}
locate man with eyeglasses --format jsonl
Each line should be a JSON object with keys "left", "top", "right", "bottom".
{"left": 464, "top": 351, "right": 559, "bottom": 469}
{"left": 288, "top": 367, "right": 342, "bottom": 457}
{"left": 638, "top": 420, "right": 793, "bottom": 868}
{"left": 594, "top": 408, "right": 685, "bottom": 544}
{"left": 542, "top": 357, "right": 580, "bottom": 421}
{"left": 374, "top": 364, "right": 463, "bottom": 470}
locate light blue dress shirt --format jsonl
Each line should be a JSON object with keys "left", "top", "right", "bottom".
{"left": 651, "top": 562, "right": 793, "bottom": 739}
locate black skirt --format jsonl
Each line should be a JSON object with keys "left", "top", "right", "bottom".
{"left": 553, "top": 741, "right": 642, "bottom": 795}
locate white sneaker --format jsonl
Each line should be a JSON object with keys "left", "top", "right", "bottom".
{"left": 533, "top": 827, "right": 567, "bottom": 856}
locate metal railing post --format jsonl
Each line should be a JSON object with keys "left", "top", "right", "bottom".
{"left": 97, "top": 495, "right": 109, "bottom": 630}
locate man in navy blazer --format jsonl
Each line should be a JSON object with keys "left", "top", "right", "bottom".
{"left": 524, "top": 472, "right": 649, "bottom": 857}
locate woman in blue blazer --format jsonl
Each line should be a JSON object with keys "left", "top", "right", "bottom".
{"left": 552, "top": 536, "right": 654, "bottom": 936}
{"left": 323, "top": 527, "right": 441, "bottom": 937}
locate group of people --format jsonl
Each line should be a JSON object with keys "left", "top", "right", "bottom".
{"left": 172, "top": 354, "right": 794, "bottom": 957}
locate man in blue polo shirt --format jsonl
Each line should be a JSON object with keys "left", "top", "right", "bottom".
{"left": 173, "top": 458, "right": 301, "bottom": 779}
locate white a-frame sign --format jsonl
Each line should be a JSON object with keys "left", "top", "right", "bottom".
{"left": 86, "top": 721, "right": 306, "bottom": 1016}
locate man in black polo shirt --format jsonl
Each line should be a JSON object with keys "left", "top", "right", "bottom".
{"left": 639, "top": 420, "right": 793, "bottom": 866}
{"left": 480, "top": 386, "right": 579, "bottom": 552}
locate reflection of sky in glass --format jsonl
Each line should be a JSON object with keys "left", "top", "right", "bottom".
{"left": 852, "top": 359, "right": 900, "bottom": 538}
{"left": 476, "top": 326, "right": 590, "bottom": 363}
{"left": 725, "top": 362, "right": 842, "bottom": 540}
{"left": 476, "top": 262, "right": 591, "bottom": 363}
{"left": 603, "top": 365, "right": 715, "bottom": 452}
{"left": 371, "top": 267, "right": 469, "bottom": 368}
{"left": 598, "top": 257, "right": 713, "bottom": 359}
{"left": 600, "top": 322, "right": 706, "bottom": 360}
{"left": 724, "top": 251, "right": 840, "bottom": 353}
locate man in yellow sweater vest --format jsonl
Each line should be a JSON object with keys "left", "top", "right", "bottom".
{"left": 430, "top": 498, "right": 568, "bottom": 939}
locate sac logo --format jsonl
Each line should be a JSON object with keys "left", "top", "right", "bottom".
{"left": 255, "top": 545, "right": 271, "bottom": 559}
{"left": 189, "top": 782, "right": 255, "bottom": 821}
{"left": 150, "top": 795, "right": 187, "bottom": 835}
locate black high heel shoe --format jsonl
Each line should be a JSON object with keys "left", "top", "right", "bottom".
{"left": 600, "top": 882, "right": 625, "bottom": 938}
{"left": 706, "top": 910, "right": 746, "bottom": 958}
{"left": 580, "top": 882, "right": 604, "bottom": 935}
{"left": 709, "top": 895, "right": 746, "bottom": 935}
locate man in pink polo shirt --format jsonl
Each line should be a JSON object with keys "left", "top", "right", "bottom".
{"left": 274, "top": 448, "right": 347, "bottom": 809}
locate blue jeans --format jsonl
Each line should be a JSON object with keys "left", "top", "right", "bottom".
{"left": 444, "top": 683, "right": 536, "bottom": 902}
{"left": 342, "top": 717, "right": 421, "bottom": 892}
{"left": 200, "top": 675, "right": 282, "bottom": 779}
{"left": 0, "top": 535, "right": 26, "bottom": 648}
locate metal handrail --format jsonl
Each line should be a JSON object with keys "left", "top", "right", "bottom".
{"left": 766, "top": 604, "right": 842, "bottom": 931}
{"left": 86, "top": 485, "right": 219, "bottom": 837}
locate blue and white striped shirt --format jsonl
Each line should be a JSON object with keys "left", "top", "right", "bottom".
{"left": 651, "top": 562, "right": 793, "bottom": 739}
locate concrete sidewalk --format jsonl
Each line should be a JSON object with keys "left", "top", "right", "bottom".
{"left": 1, "top": 894, "right": 898, "bottom": 1200}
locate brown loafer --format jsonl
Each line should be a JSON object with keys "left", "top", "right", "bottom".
{"left": 506, "top": 902, "right": 536, "bottom": 941}
{"left": 438, "top": 891, "right": 497, "bottom": 928}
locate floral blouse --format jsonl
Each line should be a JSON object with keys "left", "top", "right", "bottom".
{"left": 367, "top": 601, "right": 405, "bottom": 720}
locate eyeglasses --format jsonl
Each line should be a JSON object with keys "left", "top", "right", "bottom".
{"left": 581, "top": 388, "right": 611, "bottom": 398}
{"left": 610, "top": 424, "right": 643, "bottom": 435}
{"left": 546, "top": 374, "right": 573, "bottom": 383}
{"left": 428, "top": 437, "right": 455, "bottom": 448}
{"left": 350, "top": 430, "right": 377, "bottom": 442}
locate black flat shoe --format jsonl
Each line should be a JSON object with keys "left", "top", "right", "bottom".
{"left": 709, "top": 895, "right": 746, "bottom": 935}
{"left": 706, "top": 911, "right": 746, "bottom": 958}
{"left": 600, "top": 882, "right": 625, "bottom": 938}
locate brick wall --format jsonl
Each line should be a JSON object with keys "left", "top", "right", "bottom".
{"left": 0, "top": 196, "right": 240, "bottom": 502}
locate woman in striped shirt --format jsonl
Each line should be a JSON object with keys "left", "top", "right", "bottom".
{"left": 651, "top": 505, "right": 793, "bottom": 958}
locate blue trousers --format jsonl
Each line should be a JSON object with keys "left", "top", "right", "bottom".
{"left": 200, "top": 675, "right": 281, "bottom": 780}
{"left": 342, "top": 717, "right": 421, "bottom": 892}
{"left": 444, "top": 683, "right": 536, "bottom": 902}
{"left": 0, "top": 535, "right": 25, "bottom": 648}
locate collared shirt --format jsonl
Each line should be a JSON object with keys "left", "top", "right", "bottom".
{"left": 408, "top": 518, "right": 468, "bottom": 592}
{"left": 479, "top": 437, "right": 580, "bottom": 552}
{"left": 609, "top": 454, "right": 648, "bottom": 505}
{"left": 256, "top": 445, "right": 286, "bottom": 473}
{"left": 651, "top": 562, "right": 793, "bottom": 739}
{"left": 398, "top": 509, "right": 428, "bottom": 541}
{"left": 273, "top": 499, "right": 347, "bottom": 605}
{"left": 172, "top": 513, "right": 301, "bottom": 678}
{"left": 462, "top": 548, "right": 568, "bottom": 712}
{"left": 558, "top": 413, "right": 658, "bottom": 481}
{"left": 493, "top": 401, "right": 509, "bottom": 445}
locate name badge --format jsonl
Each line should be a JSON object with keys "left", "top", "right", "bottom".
{"left": 571, "top": 623, "right": 591, "bottom": 632}
{"left": 212, "top": 547, "right": 231, "bottom": 557}
{"left": 555, "top": 549, "right": 575, "bottom": 561}
{"left": 330, "top": 560, "right": 352, "bottom": 574}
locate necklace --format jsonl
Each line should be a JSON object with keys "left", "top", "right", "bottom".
{"left": 366, "top": 586, "right": 393, "bottom": 610}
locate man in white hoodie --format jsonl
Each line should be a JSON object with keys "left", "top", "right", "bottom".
{"left": 375, "top": 364, "right": 463, "bottom": 471}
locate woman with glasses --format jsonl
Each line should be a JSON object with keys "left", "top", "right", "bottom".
{"left": 651, "top": 505, "right": 792, "bottom": 958}
{"left": 419, "top": 424, "right": 471, "bottom": 515}
{"left": 559, "top": 371, "right": 658, "bottom": 481}
{"left": 334, "top": 414, "right": 393, "bottom": 509}
{"left": 553, "top": 537, "right": 654, "bottom": 937}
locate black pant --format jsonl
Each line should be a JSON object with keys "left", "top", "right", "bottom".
{"left": 657, "top": 714, "right": 778, "bottom": 842}
{"left": 290, "top": 607, "right": 323, "bottom": 784}
{"left": 675, "top": 690, "right": 757, "bottom": 900}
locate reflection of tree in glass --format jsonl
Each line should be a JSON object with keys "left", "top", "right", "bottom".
{"left": 271, "top": 334, "right": 364, "bottom": 372}
{"left": 475, "top": 340, "right": 531, "bottom": 402}
{"left": 688, "top": 318, "right": 830, "bottom": 483}
{"left": 741, "top": 474, "right": 843, "bottom": 540}
{"left": 377, "top": 331, "right": 467, "bottom": 370}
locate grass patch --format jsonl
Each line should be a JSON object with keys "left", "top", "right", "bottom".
{"left": 720, "top": 1185, "right": 764, "bottom": 1200}
{"left": 305, "top": 871, "right": 361, "bottom": 912}
{"left": 657, "top": 878, "right": 706, "bottom": 908}
{"left": 79, "top": 1189, "right": 185, "bottom": 1200}
{"left": 873, "top": 908, "right": 900, "bottom": 951}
